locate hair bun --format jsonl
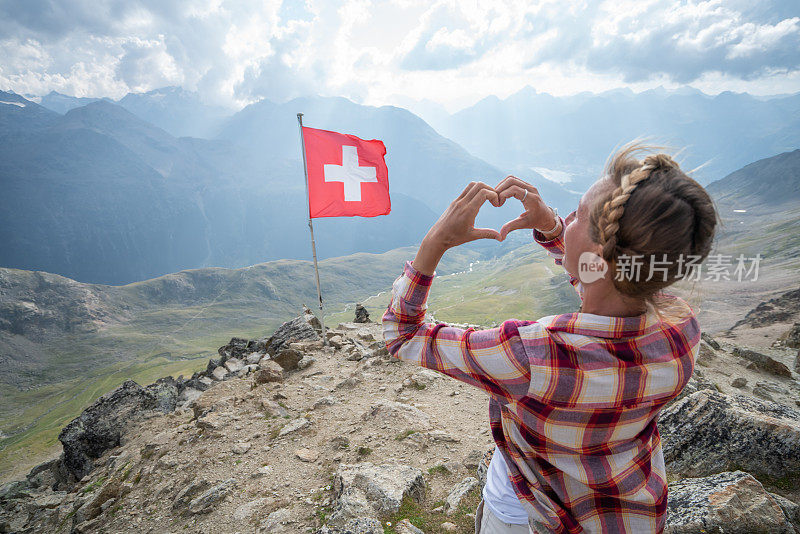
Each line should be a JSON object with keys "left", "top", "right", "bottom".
{"left": 642, "top": 153, "right": 677, "bottom": 172}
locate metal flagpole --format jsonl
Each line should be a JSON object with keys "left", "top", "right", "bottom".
{"left": 297, "top": 113, "right": 328, "bottom": 347}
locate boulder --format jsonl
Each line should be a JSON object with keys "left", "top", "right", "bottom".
{"left": 188, "top": 478, "right": 236, "bottom": 514}
{"left": 224, "top": 358, "right": 245, "bottom": 373}
{"left": 732, "top": 347, "right": 792, "bottom": 377}
{"left": 273, "top": 348, "right": 303, "bottom": 371}
{"left": 444, "top": 477, "right": 479, "bottom": 515}
{"left": 217, "top": 337, "right": 249, "bottom": 362}
{"left": 211, "top": 366, "right": 228, "bottom": 381}
{"left": 58, "top": 378, "right": 179, "bottom": 481}
{"left": 659, "top": 390, "right": 800, "bottom": 487}
{"left": 253, "top": 361, "right": 284, "bottom": 384}
{"left": 172, "top": 479, "right": 211, "bottom": 512}
{"left": 354, "top": 304, "right": 371, "bottom": 323}
{"left": 328, "top": 462, "right": 426, "bottom": 526}
{"left": 665, "top": 471, "right": 795, "bottom": 533}
{"left": 264, "top": 315, "right": 320, "bottom": 356}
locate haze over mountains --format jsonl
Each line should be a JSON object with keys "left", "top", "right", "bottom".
{"left": 1, "top": 84, "right": 798, "bottom": 287}
{"left": 437, "top": 85, "right": 800, "bottom": 191}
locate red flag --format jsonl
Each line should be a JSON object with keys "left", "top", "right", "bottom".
{"left": 301, "top": 126, "right": 390, "bottom": 218}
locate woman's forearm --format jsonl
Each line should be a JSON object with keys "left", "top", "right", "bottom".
{"left": 412, "top": 235, "right": 447, "bottom": 277}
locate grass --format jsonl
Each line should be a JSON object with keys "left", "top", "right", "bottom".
{"left": 426, "top": 464, "right": 450, "bottom": 476}
{"left": 378, "top": 486, "right": 482, "bottom": 534}
{"left": 81, "top": 475, "right": 107, "bottom": 494}
{"left": 356, "top": 446, "right": 373, "bottom": 457}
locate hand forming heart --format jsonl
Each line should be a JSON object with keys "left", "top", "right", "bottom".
{"left": 421, "top": 176, "right": 559, "bottom": 253}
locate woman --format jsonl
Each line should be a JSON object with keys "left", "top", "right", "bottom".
{"left": 382, "top": 142, "right": 718, "bottom": 533}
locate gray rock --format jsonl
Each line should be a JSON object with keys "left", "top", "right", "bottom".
{"left": 731, "top": 377, "right": 747, "bottom": 388}
{"left": 476, "top": 447, "right": 494, "bottom": 488}
{"left": 0, "top": 479, "right": 31, "bottom": 501}
{"left": 74, "top": 478, "right": 121, "bottom": 523}
{"left": 329, "top": 335, "right": 344, "bottom": 349}
{"left": 463, "top": 449, "right": 484, "bottom": 471}
{"left": 328, "top": 462, "right": 426, "bottom": 526}
{"left": 769, "top": 492, "right": 800, "bottom": 530}
{"left": 315, "top": 517, "right": 383, "bottom": 534}
{"left": 217, "top": 337, "right": 250, "bottom": 362}
{"left": 246, "top": 352, "right": 263, "bottom": 365}
{"left": 224, "top": 358, "right": 244, "bottom": 373}
{"left": 696, "top": 341, "right": 717, "bottom": 366}
{"left": 395, "top": 518, "right": 425, "bottom": 534}
{"left": 253, "top": 361, "right": 284, "bottom": 384}
{"left": 354, "top": 304, "right": 371, "bottom": 323}
{"left": 782, "top": 323, "right": 800, "bottom": 349}
{"left": 232, "top": 497, "right": 272, "bottom": 521}
{"left": 665, "top": 471, "right": 795, "bottom": 533}
{"left": 179, "top": 387, "right": 203, "bottom": 405}
{"left": 188, "top": 478, "right": 236, "bottom": 514}
{"left": 314, "top": 396, "right": 337, "bottom": 409}
{"left": 659, "top": 390, "right": 800, "bottom": 485}
{"left": 262, "top": 507, "right": 293, "bottom": 532}
{"left": 701, "top": 332, "right": 721, "bottom": 350}
{"left": 211, "top": 366, "right": 228, "bottom": 381}
{"left": 444, "top": 477, "right": 479, "bottom": 515}
{"left": 298, "top": 356, "right": 316, "bottom": 370}
{"left": 198, "top": 376, "right": 214, "bottom": 388}
{"left": 732, "top": 347, "right": 792, "bottom": 377}
{"left": 265, "top": 314, "right": 320, "bottom": 356}
{"left": 664, "top": 374, "right": 717, "bottom": 411}
{"left": 58, "top": 378, "right": 179, "bottom": 481}
{"left": 752, "top": 385, "right": 775, "bottom": 401}
{"left": 231, "top": 442, "right": 251, "bottom": 455}
{"left": 278, "top": 417, "right": 310, "bottom": 437}
{"left": 361, "top": 400, "right": 432, "bottom": 429}
{"left": 273, "top": 348, "right": 303, "bottom": 371}
{"left": 172, "top": 479, "right": 211, "bottom": 511}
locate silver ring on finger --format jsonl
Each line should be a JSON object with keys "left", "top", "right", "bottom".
{"left": 522, "top": 189, "right": 528, "bottom": 201}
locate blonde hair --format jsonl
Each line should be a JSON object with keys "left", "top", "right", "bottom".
{"left": 588, "top": 141, "right": 719, "bottom": 322}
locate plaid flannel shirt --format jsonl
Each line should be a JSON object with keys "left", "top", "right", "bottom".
{"left": 382, "top": 216, "right": 700, "bottom": 534}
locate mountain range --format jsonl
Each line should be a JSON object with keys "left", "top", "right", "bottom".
{"left": 4, "top": 91, "right": 576, "bottom": 284}
{"left": 436, "top": 85, "right": 800, "bottom": 190}
{"left": 4, "top": 85, "right": 798, "bottom": 285}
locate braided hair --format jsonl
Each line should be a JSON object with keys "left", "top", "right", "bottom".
{"left": 588, "top": 142, "right": 719, "bottom": 317}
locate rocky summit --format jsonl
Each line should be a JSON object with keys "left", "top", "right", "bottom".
{"left": 1, "top": 308, "right": 799, "bottom": 534}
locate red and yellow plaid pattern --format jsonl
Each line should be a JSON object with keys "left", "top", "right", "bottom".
{"left": 382, "top": 218, "right": 700, "bottom": 533}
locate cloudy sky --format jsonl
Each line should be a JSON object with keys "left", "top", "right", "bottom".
{"left": 1, "top": 0, "right": 798, "bottom": 111}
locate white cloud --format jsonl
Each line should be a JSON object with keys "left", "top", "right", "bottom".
{"left": 0, "top": 0, "right": 797, "bottom": 110}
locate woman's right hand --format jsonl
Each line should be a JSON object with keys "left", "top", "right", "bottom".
{"left": 494, "top": 176, "right": 558, "bottom": 240}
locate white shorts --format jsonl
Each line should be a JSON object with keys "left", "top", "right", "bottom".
{"left": 475, "top": 498, "right": 537, "bottom": 534}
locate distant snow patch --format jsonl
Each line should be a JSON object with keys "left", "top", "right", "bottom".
{"left": 0, "top": 100, "right": 25, "bottom": 107}
{"left": 532, "top": 167, "right": 572, "bottom": 184}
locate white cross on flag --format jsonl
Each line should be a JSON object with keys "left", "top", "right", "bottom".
{"left": 301, "top": 126, "right": 390, "bottom": 218}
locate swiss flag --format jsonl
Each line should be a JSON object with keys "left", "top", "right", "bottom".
{"left": 301, "top": 126, "right": 391, "bottom": 218}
